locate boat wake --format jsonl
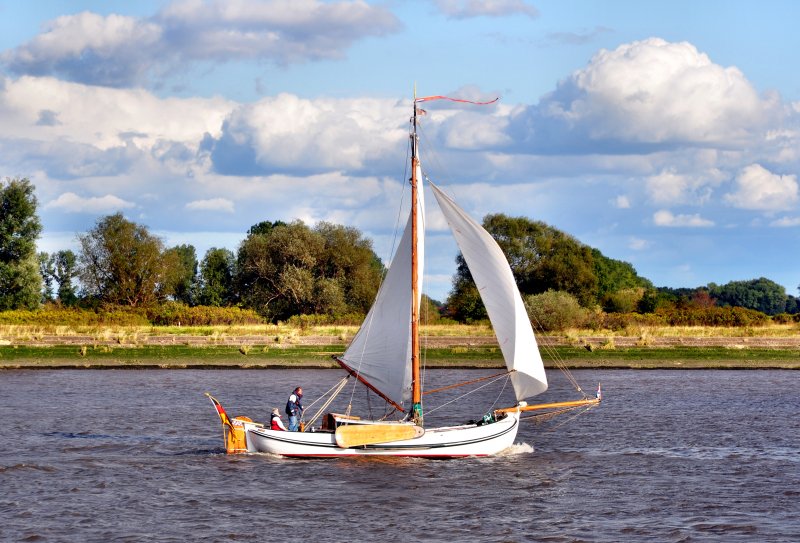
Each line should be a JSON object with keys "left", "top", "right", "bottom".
{"left": 499, "top": 442, "right": 535, "bottom": 456}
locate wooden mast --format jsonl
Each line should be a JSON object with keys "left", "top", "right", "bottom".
{"left": 410, "top": 91, "right": 422, "bottom": 425}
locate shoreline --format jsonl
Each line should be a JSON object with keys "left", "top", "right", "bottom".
{"left": 2, "top": 329, "right": 799, "bottom": 370}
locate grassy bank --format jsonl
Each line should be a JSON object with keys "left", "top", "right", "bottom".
{"left": 2, "top": 343, "right": 798, "bottom": 369}
{"left": 2, "top": 321, "right": 799, "bottom": 369}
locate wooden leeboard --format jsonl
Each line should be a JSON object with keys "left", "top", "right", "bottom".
{"left": 335, "top": 424, "right": 424, "bottom": 448}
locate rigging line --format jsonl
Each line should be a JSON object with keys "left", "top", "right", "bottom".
{"left": 423, "top": 370, "right": 511, "bottom": 396}
{"left": 303, "top": 377, "right": 350, "bottom": 430}
{"left": 344, "top": 123, "right": 413, "bottom": 408}
{"left": 487, "top": 372, "right": 512, "bottom": 414}
{"left": 528, "top": 313, "right": 584, "bottom": 395}
{"left": 419, "top": 111, "right": 584, "bottom": 398}
{"left": 303, "top": 375, "right": 351, "bottom": 412}
{"left": 521, "top": 403, "right": 598, "bottom": 431}
{"left": 416, "top": 121, "right": 457, "bottom": 192}
{"left": 423, "top": 373, "right": 511, "bottom": 416}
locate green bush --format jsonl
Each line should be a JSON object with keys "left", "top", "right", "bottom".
{"left": 772, "top": 312, "right": 800, "bottom": 324}
{"left": 524, "top": 290, "right": 588, "bottom": 331}
{"left": 602, "top": 287, "right": 645, "bottom": 313}
{"left": 598, "top": 311, "right": 665, "bottom": 331}
{"left": 0, "top": 305, "right": 150, "bottom": 325}
{"left": 656, "top": 306, "right": 769, "bottom": 327}
{"left": 286, "top": 312, "right": 366, "bottom": 329}
{"left": 145, "top": 302, "right": 264, "bottom": 326}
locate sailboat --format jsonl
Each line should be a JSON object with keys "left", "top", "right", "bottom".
{"left": 207, "top": 92, "right": 600, "bottom": 458}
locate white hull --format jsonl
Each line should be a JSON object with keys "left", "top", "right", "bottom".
{"left": 243, "top": 412, "right": 520, "bottom": 458}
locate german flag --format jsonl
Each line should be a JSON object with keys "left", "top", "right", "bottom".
{"left": 205, "top": 393, "right": 234, "bottom": 431}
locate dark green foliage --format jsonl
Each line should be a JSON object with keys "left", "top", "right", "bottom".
{"left": 39, "top": 252, "right": 54, "bottom": 303}
{"left": 52, "top": 250, "right": 79, "bottom": 306}
{"left": 708, "top": 277, "right": 787, "bottom": 316}
{"left": 0, "top": 178, "right": 42, "bottom": 310}
{"left": 198, "top": 247, "right": 236, "bottom": 307}
{"left": 235, "top": 220, "right": 383, "bottom": 321}
{"left": 78, "top": 213, "right": 175, "bottom": 307}
{"left": 446, "top": 213, "right": 599, "bottom": 321}
{"left": 444, "top": 255, "right": 488, "bottom": 323}
{"left": 164, "top": 244, "right": 198, "bottom": 305}
{"left": 39, "top": 250, "right": 79, "bottom": 305}
{"left": 592, "top": 248, "right": 653, "bottom": 301}
{"left": 247, "top": 220, "right": 287, "bottom": 236}
{"left": 483, "top": 214, "right": 598, "bottom": 305}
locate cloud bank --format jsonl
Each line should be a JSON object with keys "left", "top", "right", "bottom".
{"left": 1, "top": 0, "right": 401, "bottom": 87}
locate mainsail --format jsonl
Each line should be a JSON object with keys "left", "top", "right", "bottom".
{"left": 430, "top": 182, "right": 548, "bottom": 401}
{"left": 338, "top": 162, "right": 425, "bottom": 409}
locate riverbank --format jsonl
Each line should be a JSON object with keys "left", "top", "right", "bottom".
{"left": 2, "top": 343, "right": 798, "bottom": 369}
{"left": 1, "top": 323, "right": 798, "bottom": 369}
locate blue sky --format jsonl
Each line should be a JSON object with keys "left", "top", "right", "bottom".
{"left": 1, "top": 0, "right": 799, "bottom": 303}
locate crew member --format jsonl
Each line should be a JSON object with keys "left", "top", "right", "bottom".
{"left": 270, "top": 408, "right": 287, "bottom": 431}
{"left": 285, "top": 387, "right": 304, "bottom": 432}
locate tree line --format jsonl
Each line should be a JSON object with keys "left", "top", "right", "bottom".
{"left": 2, "top": 177, "right": 798, "bottom": 326}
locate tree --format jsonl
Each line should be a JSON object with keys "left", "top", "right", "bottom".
{"left": 314, "top": 222, "right": 383, "bottom": 313}
{"left": 482, "top": 214, "right": 598, "bottom": 305}
{"left": 247, "top": 220, "right": 287, "bottom": 236}
{"left": 592, "top": 248, "right": 652, "bottom": 302}
{"left": 53, "top": 250, "right": 79, "bottom": 305}
{"left": 39, "top": 250, "right": 79, "bottom": 305}
{"left": 198, "top": 248, "right": 236, "bottom": 307}
{"left": 709, "top": 278, "right": 787, "bottom": 316}
{"left": 786, "top": 295, "right": 799, "bottom": 314}
{"left": 445, "top": 214, "right": 599, "bottom": 321}
{"left": 236, "top": 220, "right": 383, "bottom": 320}
{"left": 0, "top": 178, "right": 42, "bottom": 310}
{"left": 39, "top": 251, "right": 55, "bottom": 303}
{"left": 78, "top": 213, "right": 175, "bottom": 306}
{"left": 444, "top": 254, "right": 488, "bottom": 323}
{"left": 164, "top": 244, "right": 198, "bottom": 305}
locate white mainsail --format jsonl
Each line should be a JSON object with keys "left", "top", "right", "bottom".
{"left": 339, "top": 163, "right": 425, "bottom": 408}
{"left": 430, "top": 182, "right": 548, "bottom": 401}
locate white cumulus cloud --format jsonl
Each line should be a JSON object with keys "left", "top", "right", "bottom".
{"left": 44, "top": 192, "right": 135, "bottom": 213}
{"left": 185, "top": 198, "right": 235, "bottom": 213}
{"left": 206, "top": 94, "right": 409, "bottom": 175}
{"left": 653, "top": 210, "right": 714, "bottom": 227}
{"left": 511, "top": 38, "right": 781, "bottom": 152}
{"left": 725, "top": 164, "right": 799, "bottom": 211}
{"left": 645, "top": 168, "right": 725, "bottom": 206}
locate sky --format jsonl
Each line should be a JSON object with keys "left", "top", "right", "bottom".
{"left": 1, "top": 0, "right": 799, "bottom": 303}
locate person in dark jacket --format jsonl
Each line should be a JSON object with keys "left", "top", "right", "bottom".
{"left": 285, "top": 387, "right": 304, "bottom": 431}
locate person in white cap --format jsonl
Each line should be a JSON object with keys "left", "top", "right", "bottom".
{"left": 270, "top": 407, "right": 287, "bottom": 431}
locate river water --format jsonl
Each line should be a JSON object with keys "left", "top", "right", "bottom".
{"left": 0, "top": 368, "right": 797, "bottom": 542}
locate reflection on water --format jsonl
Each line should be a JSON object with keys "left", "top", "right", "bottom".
{"left": 0, "top": 369, "right": 798, "bottom": 542}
